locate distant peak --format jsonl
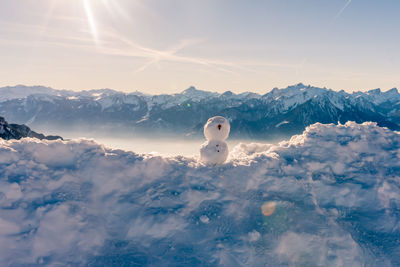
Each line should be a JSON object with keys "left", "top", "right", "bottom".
{"left": 367, "top": 88, "right": 399, "bottom": 95}
{"left": 296, "top": 82, "right": 306, "bottom": 87}
{"left": 182, "top": 86, "right": 198, "bottom": 94}
{"left": 368, "top": 88, "right": 381, "bottom": 94}
{"left": 221, "top": 91, "right": 234, "bottom": 97}
{"left": 286, "top": 83, "right": 307, "bottom": 90}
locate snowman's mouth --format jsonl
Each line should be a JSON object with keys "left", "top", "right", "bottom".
{"left": 218, "top": 124, "right": 222, "bottom": 130}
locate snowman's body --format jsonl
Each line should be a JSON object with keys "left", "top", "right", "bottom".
{"left": 200, "top": 140, "right": 228, "bottom": 164}
{"left": 200, "top": 116, "right": 230, "bottom": 164}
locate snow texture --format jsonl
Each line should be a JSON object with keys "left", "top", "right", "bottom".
{"left": 0, "top": 122, "right": 400, "bottom": 266}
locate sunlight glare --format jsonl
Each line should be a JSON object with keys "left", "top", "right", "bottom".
{"left": 83, "top": 0, "right": 99, "bottom": 45}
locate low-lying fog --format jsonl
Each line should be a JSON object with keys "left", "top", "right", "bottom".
{"left": 84, "top": 137, "right": 245, "bottom": 157}
{"left": 47, "top": 129, "right": 283, "bottom": 157}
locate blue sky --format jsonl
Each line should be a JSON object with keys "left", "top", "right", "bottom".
{"left": 0, "top": 0, "right": 399, "bottom": 94}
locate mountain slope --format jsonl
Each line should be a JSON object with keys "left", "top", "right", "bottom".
{"left": 0, "top": 116, "right": 62, "bottom": 140}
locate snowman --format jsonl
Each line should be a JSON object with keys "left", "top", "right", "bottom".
{"left": 200, "top": 116, "right": 230, "bottom": 164}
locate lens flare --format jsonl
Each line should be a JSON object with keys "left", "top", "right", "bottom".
{"left": 261, "top": 201, "right": 276, "bottom": 216}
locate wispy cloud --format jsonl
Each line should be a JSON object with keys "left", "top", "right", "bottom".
{"left": 0, "top": 16, "right": 300, "bottom": 76}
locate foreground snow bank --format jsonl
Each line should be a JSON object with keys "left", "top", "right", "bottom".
{"left": 0, "top": 122, "right": 399, "bottom": 266}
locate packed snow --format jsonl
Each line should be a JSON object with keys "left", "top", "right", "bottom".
{"left": 0, "top": 122, "right": 400, "bottom": 266}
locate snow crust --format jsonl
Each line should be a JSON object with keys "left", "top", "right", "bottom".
{"left": 0, "top": 122, "right": 400, "bottom": 266}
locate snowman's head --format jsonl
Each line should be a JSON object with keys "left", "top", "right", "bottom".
{"left": 204, "top": 116, "right": 230, "bottom": 141}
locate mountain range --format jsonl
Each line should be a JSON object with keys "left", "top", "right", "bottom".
{"left": 0, "top": 83, "right": 399, "bottom": 139}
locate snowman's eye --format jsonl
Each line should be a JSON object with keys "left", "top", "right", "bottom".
{"left": 218, "top": 124, "right": 222, "bottom": 130}
{"left": 216, "top": 144, "right": 219, "bottom": 147}
{"left": 217, "top": 150, "right": 220, "bottom": 152}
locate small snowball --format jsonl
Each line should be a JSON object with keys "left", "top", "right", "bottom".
{"left": 200, "top": 215, "right": 210, "bottom": 224}
{"left": 204, "top": 116, "right": 230, "bottom": 141}
{"left": 200, "top": 140, "right": 229, "bottom": 164}
{"left": 248, "top": 230, "right": 261, "bottom": 242}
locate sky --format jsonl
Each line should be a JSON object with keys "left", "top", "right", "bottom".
{"left": 0, "top": 0, "right": 399, "bottom": 94}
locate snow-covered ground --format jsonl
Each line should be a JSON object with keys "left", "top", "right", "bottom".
{"left": 0, "top": 122, "right": 399, "bottom": 266}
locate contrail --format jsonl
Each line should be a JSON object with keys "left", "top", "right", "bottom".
{"left": 103, "top": 31, "right": 240, "bottom": 74}
{"left": 334, "top": 0, "right": 352, "bottom": 20}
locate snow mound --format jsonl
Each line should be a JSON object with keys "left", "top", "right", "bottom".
{"left": 0, "top": 122, "right": 400, "bottom": 266}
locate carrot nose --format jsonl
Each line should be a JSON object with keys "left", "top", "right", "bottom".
{"left": 218, "top": 124, "right": 222, "bottom": 130}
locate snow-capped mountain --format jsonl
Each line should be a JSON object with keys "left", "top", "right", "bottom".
{"left": 0, "top": 85, "right": 58, "bottom": 101}
{"left": 0, "top": 83, "right": 399, "bottom": 138}
{"left": 0, "top": 116, "right": 62, "bottom": 140}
